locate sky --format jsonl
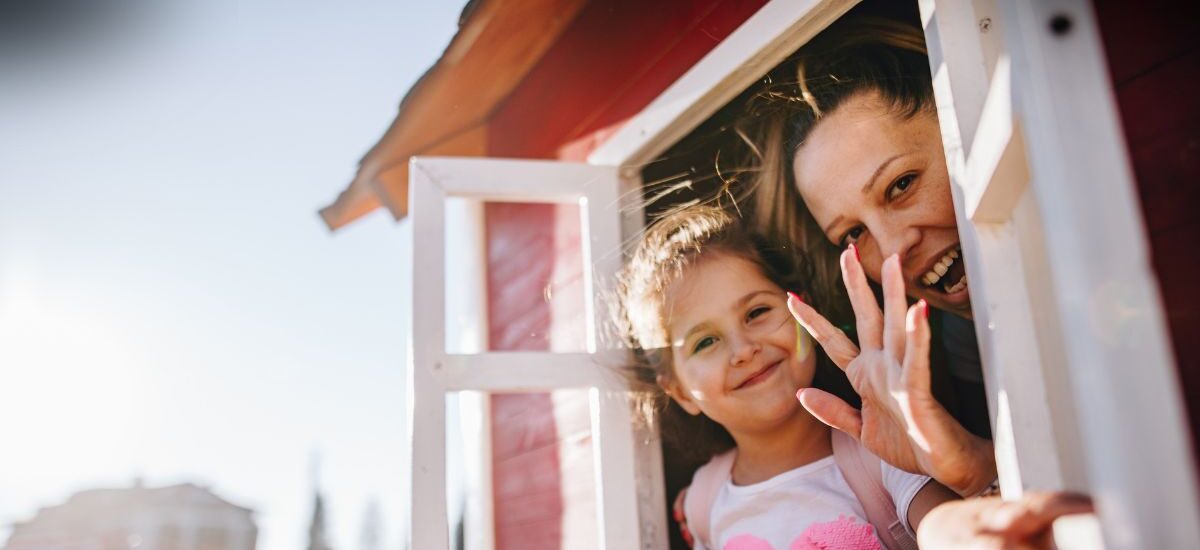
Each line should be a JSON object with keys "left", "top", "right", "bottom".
{"left": 0, "top": 1, "right": 463, "bottom": 548}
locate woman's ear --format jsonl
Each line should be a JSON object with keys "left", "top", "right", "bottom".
{"left": 657, "top": 373, "right": 702, "bottom": 416}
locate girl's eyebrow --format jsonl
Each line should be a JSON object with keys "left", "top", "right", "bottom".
{"left": 735, "top": 289, "right": 777, "bottom": 309}
{"left": 676, "top": 289, "right": 779, "bottom": 345}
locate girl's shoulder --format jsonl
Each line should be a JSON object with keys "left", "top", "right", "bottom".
{"left": 681, "top": 449, "right": 737, "bottom": 549}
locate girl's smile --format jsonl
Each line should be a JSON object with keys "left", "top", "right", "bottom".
{"left": 735, "top": 359, "right": 783, "bottom": 390}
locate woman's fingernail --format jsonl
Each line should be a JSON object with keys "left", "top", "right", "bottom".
{"left": 919, "top": 299, "right": 929, "bottom": 319}
{"left": 787, "top": 291, "right": 803, "bottom": 304}
{"left": 795, "top": 388, "right": 806, "bottom": 400}
{"left": 849, "top": 243, "right": 860, "bottom": 262}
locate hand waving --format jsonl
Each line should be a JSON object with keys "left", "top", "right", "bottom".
{"left": 787, "top": 246, "right": 996, "bottom": 496}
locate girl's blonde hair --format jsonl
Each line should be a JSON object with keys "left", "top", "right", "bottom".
{"left": 736, "top": 16, "right": 933, "bottom": 325}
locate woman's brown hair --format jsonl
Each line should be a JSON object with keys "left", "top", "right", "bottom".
{"left": 736, "top": 16, "right": 934, "bottom": 325}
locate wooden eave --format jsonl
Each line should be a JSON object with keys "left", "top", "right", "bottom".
{"left": 320, "top": 0, "right": 587, "bottom": 230}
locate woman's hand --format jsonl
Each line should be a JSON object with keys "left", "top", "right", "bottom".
{"left": 916, "top": 491, "right": 1094, "bottom": 549}
{"left": 787, "top": 246, "right": 996, "bottom": 496}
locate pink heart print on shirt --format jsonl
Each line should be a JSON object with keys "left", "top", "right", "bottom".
{"left": 723, "top": 515, "right": 881, "bottom": 550}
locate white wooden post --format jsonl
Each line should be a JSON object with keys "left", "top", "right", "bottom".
{"left": 999, "top": 1, "right": 1200, "bottom": 548}
{"left": 405, "top": 157, "right": 662, "bottom": 549}
{"left": 920, "top": 0, "right": 1076, "bottom": 496}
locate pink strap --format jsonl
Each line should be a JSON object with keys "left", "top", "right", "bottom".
{"left": 684, "top": 449, "right": 736, "bottom": 549}
{"left": 831, "top": 430, "right": 918, "bottom": 550}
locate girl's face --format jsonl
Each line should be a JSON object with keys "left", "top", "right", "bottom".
{"left": 662, "top": 252, "right": 816, "bottom": 436}
{"left": 792, "top": 92, "right": 971, "bottom": 318}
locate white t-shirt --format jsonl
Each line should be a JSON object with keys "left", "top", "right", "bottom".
{"left": 692, "top": 454, "right": 930, "bottom": 550}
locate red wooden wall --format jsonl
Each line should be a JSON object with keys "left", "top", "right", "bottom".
{"left": 1092, "top": 0, "right": 1200, "bottom": 457}
{"left": 481, "top": 1, "right": 766, "bottom": 548}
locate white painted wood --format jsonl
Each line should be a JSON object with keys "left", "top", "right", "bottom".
{"left": 614, "top": 171, "right": 670, "bottom": 550}
{"left": 459, "top": 391, "right": 493, "bottom": 550}
{"left": 587, "top": 0, "right": 859, "bottom": 169}
{"left": 1053, "top": 513, "right": 1106, "bottom": 550}
{"left": 999, "top": 1, "right": 1200, "bottom": 548}
{"left": 921, "top": 0, "right": 1069, "bottom": 495}
{"left": 408, "top": 157, "right": 452, "bottom": 550}
{"left": 963, "top": 59, "right": 1029, "bottom": 223}
{"left": 442, "top": 352, "right": 615, "bottom": 392}
{"left": 406, "top": 157, "right": 658, "bottom": 550}
{"left": 444, "top": 199, "right": 495, "bottom": 550}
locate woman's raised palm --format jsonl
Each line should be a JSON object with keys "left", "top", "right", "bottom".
{"left": 787, "top": 247, "right": 995, "bottom": 496}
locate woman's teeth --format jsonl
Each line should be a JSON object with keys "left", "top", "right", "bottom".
{"left": 945, "top": 274, "right": 968, "bottom": 293}
{"left": 921, "top": 247, "right": 963, "bottom": 290}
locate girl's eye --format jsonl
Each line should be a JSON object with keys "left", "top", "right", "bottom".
{"left": 886, "top": 173, "right": 917, "bottom": 201}
{"left": 840, "top": 226, "right": 865, "bottom": 247}
{"left": 747, "top": 306, "right": 770, "bottom": 321}
{"left": 692, "top": 336, "right": 716, "bottom": 354}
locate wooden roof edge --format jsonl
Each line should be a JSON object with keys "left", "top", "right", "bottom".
{"left": 318, "top": 176, "right": 385, "bottom": 231}
{"left": 319, "top": 0, "right": 586, "bottom": 231}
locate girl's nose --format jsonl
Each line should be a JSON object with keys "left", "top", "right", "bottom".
{"left": 729, "top": 333, "right": 761, "bottom": 366}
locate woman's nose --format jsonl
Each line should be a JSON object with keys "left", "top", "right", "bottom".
{"left": 873, "top": 224, "right": 922, "bottom": 265}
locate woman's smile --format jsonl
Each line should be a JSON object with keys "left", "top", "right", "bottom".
{"left": 914, "top": 243, "right": 969, "bottom": 304}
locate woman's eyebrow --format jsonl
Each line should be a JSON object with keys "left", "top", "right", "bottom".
{"left": 820, "top": 153, "right": 913, "bottom": 236}
{"left": 861, "top": 154, "right": 905, "bottom": 195}
{"left": 823, "top": 215, "right": 845, "bottom": 236}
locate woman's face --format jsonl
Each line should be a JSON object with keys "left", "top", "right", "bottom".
{"left": 792, "top": 91, "right": 970, "bottom": 318}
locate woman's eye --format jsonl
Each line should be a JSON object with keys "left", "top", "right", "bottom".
{"left": 692, "top": 336, "right": 716, "bottom": 354}
{"left": 886, "top": 173, "right": 917, "bottom": 201}
{"left": 840, "top": 226, "right": 865, "bottom": 247}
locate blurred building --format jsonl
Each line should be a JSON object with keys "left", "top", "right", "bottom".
{"left": 3, "top": 482, "right": 257, "bottom": 550}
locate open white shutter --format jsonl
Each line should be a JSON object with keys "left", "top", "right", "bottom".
{"left": 404, "top": 157, "right": 666, "bottom": 550}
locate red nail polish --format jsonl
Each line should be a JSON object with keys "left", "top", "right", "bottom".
{"left": 787, "top": 291, "right": 803, "bottom": 304}
{"left": 849, "top": 243, "right": 860, "bottom": 262}
{"left": 919, "top": 299, "right": 929, "bottom": 319}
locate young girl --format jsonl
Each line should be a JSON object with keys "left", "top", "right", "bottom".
{"left": 617, "top": 205, "right": 957, "bottom": 550}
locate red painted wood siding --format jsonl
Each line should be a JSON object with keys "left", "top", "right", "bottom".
{"left": 485, "top": 203, "right": 568, "bottom": 548}
{"left": 482, "top": 1, "right": 767, "bottom": 548}
{"left": 489, "top": 0, "right": 767, "bottom": 161}
{"left": 1093, "top": 0, "right": 1200, "bottom": 458}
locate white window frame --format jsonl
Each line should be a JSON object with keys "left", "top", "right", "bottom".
{"left": 405, "top": 157, "right": 659, "bottom": 550}
{"left": 919, "top": 0, "right": 1075, "bottom": 496}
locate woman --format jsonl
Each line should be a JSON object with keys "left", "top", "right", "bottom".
{"left": 740, "top": 14, "right": 1091, "bottom": 547}
{"left": 739, "top": 15, "right": 994, "bottom": 494}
